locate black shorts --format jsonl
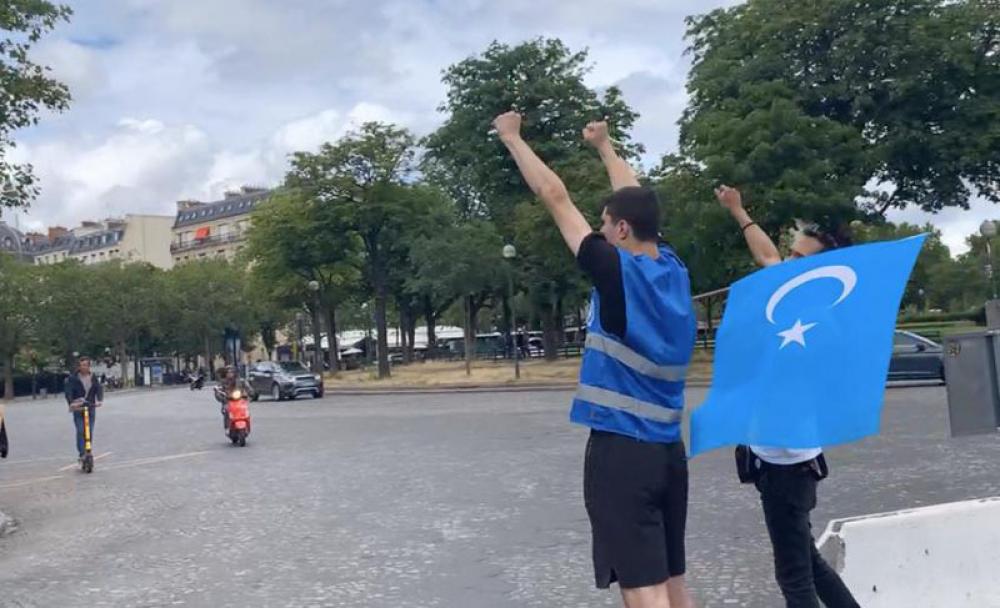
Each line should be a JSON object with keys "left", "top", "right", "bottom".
{"left": 583, "top": 429, "right": 689, "bottom": 589}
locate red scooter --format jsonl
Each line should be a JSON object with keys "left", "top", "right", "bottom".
{"left": 219, "top": 387, "right": 251, "bottom": 447}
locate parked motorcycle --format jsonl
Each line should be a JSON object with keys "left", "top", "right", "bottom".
{"left": 190, "top": 371, "right": 206, "bottom": 391}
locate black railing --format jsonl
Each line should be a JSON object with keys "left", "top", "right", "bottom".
{"left": 170, "top": 232, "right": 244, "bottom": 253}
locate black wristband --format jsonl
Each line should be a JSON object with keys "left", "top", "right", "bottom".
{"left": 741, "top": 221, "right": 757, "bottom": 233}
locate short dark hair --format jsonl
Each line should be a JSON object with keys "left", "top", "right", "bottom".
{"left": 78, "top": 356, "right": 91, "bottom": 365}
{"left": 603, "top": 187, "right": 661, "bottom": 242}
{"left": 800, "top": 221, "right": 853, "bottom": 250}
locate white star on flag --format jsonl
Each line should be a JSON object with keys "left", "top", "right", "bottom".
{"left": 777, "top": 319, "right": 817, "bottom": 349}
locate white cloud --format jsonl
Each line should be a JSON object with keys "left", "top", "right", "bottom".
{"left": 17, "top": 119, "right": 213, "bottom": 227}
{"left": 8, "top": 0, "right": 991, "bottom": 259}
{"left": 888, "top": 195, "right": 1000, "bottom": 256}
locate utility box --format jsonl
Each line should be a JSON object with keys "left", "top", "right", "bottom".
{"left": 943, "top": 331, "right": 1000, "bottom": 437}
{"left": 986, "top": 299, "right": 1000, "bottom": 329}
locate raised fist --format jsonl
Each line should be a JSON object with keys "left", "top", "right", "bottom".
{"left": 714, "top": 184, "right": 743, "bottom": 211}
{"left": 493, "top": 111, "right": 522, "bottom": 141}
{"left": 582, "top": 121, "right": 610, "bottom": 147}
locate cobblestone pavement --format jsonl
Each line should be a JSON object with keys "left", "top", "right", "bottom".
{"left": 0, "top": 384, "right": 997, "bottom": 607}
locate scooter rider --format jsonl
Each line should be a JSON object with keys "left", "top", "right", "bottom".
{"left": 65, "top": 356, "right": 103, "bottom": 462}
{"left": 214, "top": 366, "right": 251, "bottom": 429}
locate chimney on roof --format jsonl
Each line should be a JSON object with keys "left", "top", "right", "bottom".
{"left": 223, "top": 190, "right": 242, "bottom": 200}
{"left": 80, "top": 221, "right": 100, "bottom": 229}
{"left": 48, "top": 226, "right": 68, "bottom": 240}
{"left": 240, "top": 185, "right": 267, "bottom": 194}
{"left": 24, "top": 232, "right": 46, "bottom": 245}
{"left": 176, "top": 199, "right": 204, "bottom": 212}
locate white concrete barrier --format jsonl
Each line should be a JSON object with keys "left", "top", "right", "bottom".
{"left": 817, "top": 496, "right": 1000, "bottom": 607}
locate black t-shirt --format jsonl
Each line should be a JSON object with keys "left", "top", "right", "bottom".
{"left": 577, "top": 233, "right": 627, "bottom": 340}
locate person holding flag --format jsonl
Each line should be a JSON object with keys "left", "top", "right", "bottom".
{"left": 714, "top": 185, "right": 861, "bottom": 608}
{"left": 494, "top": 110, "right": 696, "bottom": 608}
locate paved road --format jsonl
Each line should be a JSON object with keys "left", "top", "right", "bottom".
{"left": 1, "top": 384, "right": 998, "bottom": 607}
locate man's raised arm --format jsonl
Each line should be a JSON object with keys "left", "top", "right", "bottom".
{"left": 493, "top": 111, "right": 591, "bottom": 255}
{"left": 583, "top": 120, "right": 640, "bottom": 191}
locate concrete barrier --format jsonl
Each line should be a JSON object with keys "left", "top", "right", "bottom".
{"left": 817, "top": 496, "right": 1000, "bottom": 607}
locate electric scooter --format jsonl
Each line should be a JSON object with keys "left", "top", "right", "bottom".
{"left": 80, "top": 400, "right": 94, "bottom": 473}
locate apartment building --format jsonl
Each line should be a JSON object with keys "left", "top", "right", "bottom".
{"left": 30, "top": 215, "right": 175, "bottom": 269}
{"left": 170, "top": 186, "right": 271, "bottom": 265}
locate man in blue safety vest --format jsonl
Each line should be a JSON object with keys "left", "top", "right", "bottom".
{"left": 495, "top": 111, "right": 696, "bottom": 608}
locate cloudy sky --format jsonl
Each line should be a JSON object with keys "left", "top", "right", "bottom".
{"left": 5, "top": 0, "right": 991, "bottom": 254}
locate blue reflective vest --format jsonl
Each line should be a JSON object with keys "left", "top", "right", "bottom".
{"left": 570, "top": 244, "right": 695, "bottom": 443}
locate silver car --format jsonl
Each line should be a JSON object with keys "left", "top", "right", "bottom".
{"left": 248, "top": 361, "right": 324, "bottom": 401}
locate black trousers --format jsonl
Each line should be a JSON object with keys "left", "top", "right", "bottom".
{"left": 755, "top": 464, "right": 860, "bottom": 608}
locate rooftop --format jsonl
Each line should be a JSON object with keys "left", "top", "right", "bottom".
{"left": 173, "top": 187, "right": 272, "bottom": 228}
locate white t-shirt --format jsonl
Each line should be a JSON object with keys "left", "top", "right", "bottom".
{"left": 750, "top": 445, "right": 822, "bottom": 465}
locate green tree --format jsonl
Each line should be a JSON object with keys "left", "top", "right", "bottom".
{"left": 0, "top": 254, "right": 36, "bottom": 399}
{"left": 409, "top": 219, "right": 506, "bottom": 373}
{"left": 285, "top": 122, "right": 420, "bottom": 379}
{"left": 89, "top": 262, "right": 165, "bottom": 387}
{"left": 425, "top": 38, "right": 643, "bottom": 358}
{"left": 243, "top": 190, "right": 361, "bottom": 372}
{"left": 681, "top": 0, "right": 999, "bottom": 232}
{"left": 384, "top": 184, "right": 455, "bottom": 362}
{"left": 36, "top": 260, "right": 94, "bottom": 368}
{"left": 1, "top": 1, "right": 73, "bottom": 209}
{"left": 425, "top": 38, "right": 641, "bottom": 228}
{"left": 164, "top": 259, "right": 252, "bottom": 376}
{"left": 853, "top": 222, "right": 954, "bottom": 310}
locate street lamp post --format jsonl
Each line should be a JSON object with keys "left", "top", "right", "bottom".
{"left": 502, "top": 244, "right": 520, "bottom": 380}
{"left": 980, "top": 220, "right": 998, "bottom": 300}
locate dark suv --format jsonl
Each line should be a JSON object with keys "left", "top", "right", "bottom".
{"left": 888, "top": 330, "right": 945, "bottom": 383}
{"left": 248, "top": 361, "right": 324, "bottom": 401}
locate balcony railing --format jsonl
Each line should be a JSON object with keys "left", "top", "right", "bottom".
{"left": 170, "top": 232, "right": 244, "bottom": 253}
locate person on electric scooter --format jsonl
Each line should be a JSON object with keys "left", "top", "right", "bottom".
{"left": 214, "top": 366, "right": 251, "bottom": 430}
{"left": 65, "top": 356, "right": 103, "bottom": 463}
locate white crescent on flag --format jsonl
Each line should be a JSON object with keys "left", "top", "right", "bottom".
{"left": 765, "top": 265, "right": 858, "bottom": 325}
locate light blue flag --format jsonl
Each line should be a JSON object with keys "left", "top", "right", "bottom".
{"left": 690, "top": 235, "right": 927, "bottom": 456}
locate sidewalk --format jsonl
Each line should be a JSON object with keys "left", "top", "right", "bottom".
{"left": 324, "top": 356, "right": 713, "bottom": 395}
{"left": 3, "top": 383, "right": 187, "bottom": 405}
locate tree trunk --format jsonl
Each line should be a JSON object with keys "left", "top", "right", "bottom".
{"left": 407, "top": 321, "right": 416, "bottom": 363}
{"left": 399, "top": 307, "right": 409, "bottom": 362}
{"left": 310, "top": 304, "right": 323, "bottom": 374}
{"left": 133, "top": 337, "right": 141, "bottom": 387}
{"left": 542, "top": 288, "right": 559, "bottom": 361}
{"left": 556, "top": 295, "right": 565, "bottom": 347}
{"left": 424, "top": 297, "right": 437, "bottom": 361}
{"left": 501, "top": 293, "right": 513, "bottom": 359}
{"left": 205, "top": 333, "right": 215, "bottom": 378}
{"left": 2, "top": 352, "right": 14, "bottom": 401}
{"left": 703, "top": 298, "right": 715, "bottom": 350}
{"left": 463, "top": 295, "right": 474, "bottom": 376}
{"left": 118, "top": 342, "right": 129, "bottom": 391}
{"left": 541, "top": 308, "right": 559, "bottom": 361}
{"left": 325, "top": 306, "right": 339, "bottom": 374}
{"left": 400, "top": 302, "right": 416, "bottom": 364}
{"left": 374, "top": 285, "right": 391, "bottom": 379}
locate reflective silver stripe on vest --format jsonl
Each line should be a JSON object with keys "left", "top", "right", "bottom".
{"left": 575, "top": 384, "right": 682, "bottom": 424}
{"left": 585, "top": 333, "right": 688, "bottom": 382}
